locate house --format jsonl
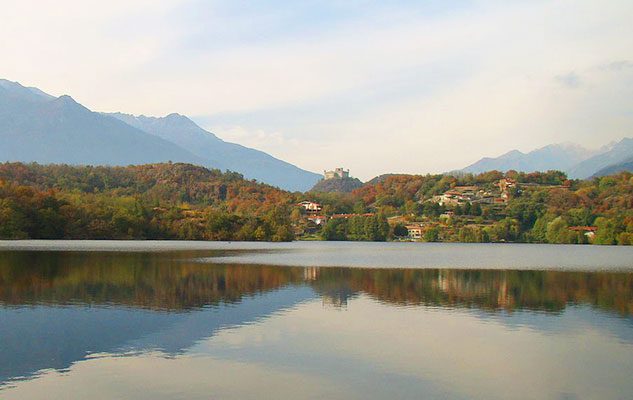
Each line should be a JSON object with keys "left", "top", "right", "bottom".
{"left": 498, "top": 178, "right": 517, "bottom": 199}
{"left": 406, "top": 224, "right": 423, "bottom": 239}
{"left": 297, "top": 201, "right": 322, "bottom": 214}
{"left": 569, "top": 226, "right": 598, "bottom": 239}
{"left": 435, "top": 192, "right": 461, "bottom": 206}
{"left": 307, "top": 215, "right": 327, "bottom": 225}
{"left": 433, "top": 186, "right": 481, "bottom": 206}
{"left": 324, "top": 167, "right": 350, "bottom": 180}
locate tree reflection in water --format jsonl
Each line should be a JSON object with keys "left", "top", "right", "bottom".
{"left": 1, "top": 251, "right": 631, "bottom": 316}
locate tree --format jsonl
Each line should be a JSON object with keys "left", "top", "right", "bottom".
{"left": 546, "top": 217, "right": 572, "bottom": 244}
{"left": 593, "top": 217, "right": 618, "bottom": 245}
{"left": 272, "top": 225, "right": 293, "bottom": 242}
{"left": 393, "top": 223, "right": 408, "bottom": 237}
{"left": 424, "top": 227, "right": 439, "bottom": 242}
{"left": 471, "top": 202, "right": 482, "bottom": 216}
{"left": 321, "top": 219, "right": 347, "bottom": 241}
{"left": 458, "top": 226, "right": 482, "bottom": 243}
{"left": 491, "top": 218, "right": 520, "bottom": 242}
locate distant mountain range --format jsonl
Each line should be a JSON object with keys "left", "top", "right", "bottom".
{"left": 461, "top": 138, "right": 633, "bottom": 178}
{"left": 2, "top": 78, "right": 631, "bottom": 191}
{"left": 567, "top": 138, "right": 633, "bottom": 178}
{"left": 591, "top": 155, "right": 633, "bottom": 178}
{"left": 0, "top": 79, "right": 321, "bottom": 191}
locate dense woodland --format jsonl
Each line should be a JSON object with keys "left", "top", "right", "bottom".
{"left": 0, "top": 163, "right": 295, "bottom": 241}
{"left": 0, "top": 162, "right": 632, "bottom": 244}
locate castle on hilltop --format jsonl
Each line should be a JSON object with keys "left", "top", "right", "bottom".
{"left": 324, "top": 167, "right": 349, "bottom": 180}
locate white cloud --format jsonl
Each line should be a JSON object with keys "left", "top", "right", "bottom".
{"left": 0, "top": 0, "right": 632, "bottom": 178}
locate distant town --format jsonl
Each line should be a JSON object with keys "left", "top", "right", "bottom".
{"left": 295, "top": 167, "right": 612, "bottom": 243}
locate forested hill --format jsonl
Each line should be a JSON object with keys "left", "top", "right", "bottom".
{"left": 0, "top": 162, "right": 286, "bottom": 208}
{"left": 0, "top": 162, "right": 296, "bottom": 241}
{"left": 1, "top": 162, "right": 632, "bottom": 244}
{"left": 308, "top": 170, "right": 633, "bottom": 245}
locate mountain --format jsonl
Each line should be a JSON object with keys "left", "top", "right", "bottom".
{"left": 591, "top": 156, "right": 633, "bottom": 177}
{"left": 0, "top": 79, "right": 321, "bottom": 191}
{"left": 108, "top": 113, "right": 321, "bottom": 192}
{"left": 0, "top": 79, "right": 207, "bottom": 167}
{"left": 309, "top": 177, "right": 363, "bottom": 193}
{"left": 462, "top": 143, "right": 596, "bottom": 174}
{"left": 567, "top": 138, "right": 633, "bottom": 179}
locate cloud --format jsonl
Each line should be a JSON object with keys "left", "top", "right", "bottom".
{"left": 600, "top": 60, "right": 633, "bottom": 72}
{"left": 1, "top": 0, "right": 632, "bottom": 178}
{"left": 209, "top": 125, "right": 304, "bottom": 152}
{"left": 555, "top": 73, "right": 582, "bottom": 89}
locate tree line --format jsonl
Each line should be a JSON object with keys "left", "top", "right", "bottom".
{"left": 1, "top": 162, "right": 632, "bottom": 244}
{"left": 0, "top": 162, "right": 294, "bottom": 241}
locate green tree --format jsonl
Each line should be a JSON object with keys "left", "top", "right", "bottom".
{"left": 491, "top": 218, "right": 520, "bottom": 242}
{"left": 321, "top": 219, "right": 347, "bottom": 241}
{"left": 393, "top": 223, "right": 408, "bottom": 237}
{"left": 593, "top": 217, "right": 618, "bottom": 245}
{"left": 546, "top": 216, "right": 573, "bottom": 244}
{"left": 424, "top": 227, "right": 440, "bottom": 242}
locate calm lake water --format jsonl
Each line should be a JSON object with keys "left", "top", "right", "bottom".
{"left": 0, "top": 241, "right": 632, "bottom": 399}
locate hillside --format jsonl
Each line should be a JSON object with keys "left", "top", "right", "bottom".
{"left": 310, "top": 177, "right": 363, "bottom": 193}
{"left": 310, "top": 169, "right": 633, "bottom": 245}
{"left": 0, "top": 79, "right": 320, "bottom": 191}
{"left": 0, "top": 162, "right": 296, "bottom": 241}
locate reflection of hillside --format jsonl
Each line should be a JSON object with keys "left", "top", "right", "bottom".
{"left": 0, "top": 251, "right": 305, "bottom": 310}
{"left": 312, "top": 269, "right": 633, "bottom": 316}
{"left": 1, "top": 252, "right": 631, "bottom": 315}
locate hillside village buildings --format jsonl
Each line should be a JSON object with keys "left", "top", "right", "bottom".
{"left": 405, "top": 224, "right": 423, "bottom": 239}
{"left": 431, "top": 185, "right": 497, "bottom": 206}
{"left": 569, "top": 226, "right": 598, "bottom": 239}
{"left": 297, "top": 200, "right": 322, "bottom": 214}
{"left": 430, "top": 177, "right": 551, "bottom": 207}
{"left": 296, "top": 176, "right": 589, "bottom": 241}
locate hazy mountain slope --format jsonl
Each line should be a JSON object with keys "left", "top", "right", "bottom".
{"left": 1, "top": 79, "right": 320, "bottom": 191}
{"left": 109, "top": 113, "right": 321, "bottom": 192}
{"left": 0, "top": 79, "right": 54, "bottom": 102}
{"left": 567, "top": 138, "right": 633, "bottom": 179}
{"left": 462, "top": 143, "right": 595, "bottom": 174}
{"left": 0, "top": 80, "right": 206, "bottom": 167}
{"left": 591, "top": 156, "right": 633, "bottom": 177}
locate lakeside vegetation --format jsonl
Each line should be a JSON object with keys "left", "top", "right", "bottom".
{"left": 0, "top": 163, "right": 295, "bottom": 241}
{"left": 0, "top": 162, "right": 631, "bottom": 244}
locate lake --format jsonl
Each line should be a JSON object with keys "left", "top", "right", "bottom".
{"left": 0, "top": 241, "right": 632, "bottom": 399}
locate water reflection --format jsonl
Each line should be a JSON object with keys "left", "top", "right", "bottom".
{"left": 0, "top": 250, "right": 632, "bottom": 399}
{"left": 1, "top": 251, "right": 631, "bottom": 314}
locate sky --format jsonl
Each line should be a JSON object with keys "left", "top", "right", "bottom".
{"left": 1, "top": 0, "right": 633, "bottom": 180}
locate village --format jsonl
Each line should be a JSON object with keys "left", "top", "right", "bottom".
{"left": 295, "top": 169, "right": 598, "bottom": 242}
